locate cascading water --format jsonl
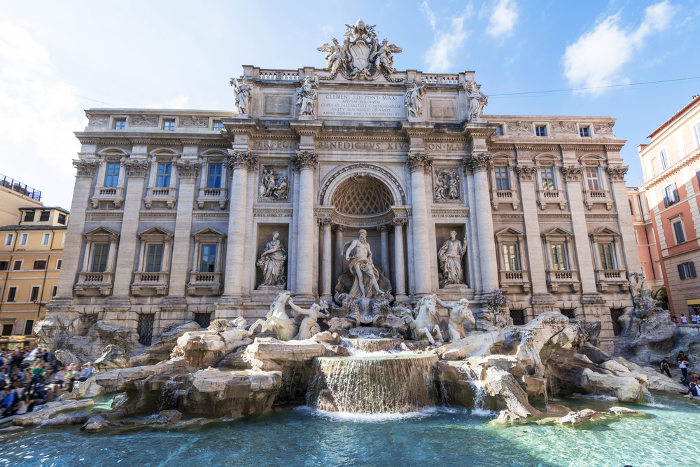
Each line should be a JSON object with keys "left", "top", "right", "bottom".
{"left": 457, "top": 366, "right": 488, "bottom": 413}
{"left": 158, "top": 377, "right": 182, "bottom": 411}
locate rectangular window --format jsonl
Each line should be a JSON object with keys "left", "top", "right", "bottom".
{"left": 579, "top": 125, "right": 591, "bottom": 137}
{"left": 199, "top": 244, "right": 217, "bottom": 272}
{"left": 33, "top": 260, "right": 47, "bottom": 270}
{"left": 494, "top": 167, "right": 510, "bottom": 190}
{"left": 501, "top": 243, "right": 520, "bottom": 271}
{"left": 113, "top": 118, "right": 126, "bottom": 130}
{"left": 24, "top": 320, "right": 34, "bottom": 335}
{"left": 585, "top": 167, "right": 601, "bottom": 191}
{"left": 0, "top": 261, "right": 8, "bottom": 271}
{"left": 550, "top": 243, "right": 568, "bottom": 270}
{"left": 494, "top": 124, "right": 503, "bottom": 136}
{"left": 659, "top": 150, "right": 669, "bottom": 170}
{"left": 19, "top": 233, "right": 28, "bottom": 246}
{"left": 12, "top": 260, "right": 22, "bottom": 271}
{"left": 104, "top": 162, "right": 120, "bottom": 187}
{"left": 535, "top": 125, "right": 547, "bottom": 137}
{"left": 23, "top": 211, "right": 35, "bottom": 222}
{"left": 90, "top": 243, "right": 110, "bottom": 273}
{"left": 30, "top": 286, "right": 40, "bottom": 302}
{"left": 663, "top": 183, "right": 679, "bottom": 207}
{"left": 678, "top": 262, "right": 697, "bottom": 280}
{"left": 672, "top": 219, "right": 686, "bottom": 244}
{"left": 144, "top": 243, "right": 164, "bottom": 272}
{"left": 207, "top": 163, "right": 223, "bottom": 189}
{"left": 1, "top": 324, "right": 12, "bottom": 336}
{"left": 598, "top": 243, "right": 616, "bottom": 270}
{"left": 540, "top": 167, "right": 556, "bottom": 191}
{"left": 156, "top": 163, "right": 172, "bottom": 188}
{"left": 162, "top": 119, "right": 175, "bottom": 131}
{"left": 57, "top": 213, "right": 66, "bottom": 225}
{"left": 56, "top": 259, "right": 62, "bottom": 270}
{"left": 694, "top": 123, "right": 700, "bottom": 147}
{"left": 51, "top": 285, "right": 57, "bottom": 297}
{"left": 41, "top": 233, "right": 50, "bottom": 246}
{"left": 7, "top": 286, "right": 17, "bottom": 302}
{"left": 212, "top": 120, "right": 224, "bottom": 131}
{"left": 39, "top": 211, "right": 50, "bottom": 222}
{"left": 5, "top": 233, "right": 14, "bottom": 246}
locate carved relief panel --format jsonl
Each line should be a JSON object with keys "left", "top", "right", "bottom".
{"left": 258, "top": 165, "right": 290, "bottom": 201}
{"left": 433, "top": 168, "right": 461, "bottom": 202}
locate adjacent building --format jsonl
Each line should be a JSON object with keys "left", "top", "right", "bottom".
{"left": 0, "top": 207, "right": 68, "bottom": 347}
{"left": 0, "top": 173, "right": 43, "bottom": 226}
{"left": 637, "top": 95, "right": 700, "bottom": 319}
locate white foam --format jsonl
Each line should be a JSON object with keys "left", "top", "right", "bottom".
{"left": 295, "top": 405, "right": 473, "bottom": 422}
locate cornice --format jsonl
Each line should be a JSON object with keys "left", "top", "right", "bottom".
{"left": 401, "top": 121, "right": 434, "bottom": 138}
{"left": 640, "top": 152, "right": 700, "bottom": 190}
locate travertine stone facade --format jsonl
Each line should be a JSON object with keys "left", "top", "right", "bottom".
{"left": 48, "top": 21, "right": 641, "bottom": 351}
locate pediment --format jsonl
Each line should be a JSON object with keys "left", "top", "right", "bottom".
{"left": 589, "top": 227, "right": 619, "bottom": 238}
{"left": 542, "top": 227, "right": 572, "bottom": 238}
{"left": 138, "top": 226, "right": 173, "bottom": 240}
{"left": 192, "top": 227, "right": 225, "bottom": 239}
{"left": 84, "top": 226, "right": 119, "bottom": 240}
{"left": 495, "top": 227, "right": 523, "bottom": 237}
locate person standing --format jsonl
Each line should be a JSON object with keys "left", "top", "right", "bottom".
{"left": 660, "top": 357, "right": 672, "bottom": 378}
{"left": 679, "top": 359, "right": 690, "bottom": 384}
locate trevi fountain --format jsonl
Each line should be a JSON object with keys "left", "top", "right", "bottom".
{"left": 2, "top": 19, "right": 698, "bottom": 467}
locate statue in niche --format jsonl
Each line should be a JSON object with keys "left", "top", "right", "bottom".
{"left": 257, "top": 231, "right": 287, "bottom": 288}
{"left": 260, "top": 168, "right": 289, "bottom": 200}
{"left": 434, "top": 170, "right": 460, "bottom": 201}
{"left": 465, "top": 81, "right": 488, "bottom": 122}
{"left": 296, "top": 76, "right": 318, "bottom": 118}
{"left": 438, "top": 230, "right": 467, "bottom": 288}
{"left": 345, "top": 229, "right": 385, "bottom": 299}
{"left": 405, "top": 83, "right": 425, "bottom": 118}
{"left": 230, "top": 78, "right": 251, "bottom": 115}
{"left": 288, "top": 298, "right": 330, "bottom": 340}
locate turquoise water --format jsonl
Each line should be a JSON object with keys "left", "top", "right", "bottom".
{"left": 1, "top": 395, "right": 698, "bottom": 467}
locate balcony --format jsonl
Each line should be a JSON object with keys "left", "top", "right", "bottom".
{"left": 196, "top": 187, "right": 228, "bottom": 209}
{"left": 74, "top": 272, "right": 113, "bottom": 296}
{"left": 187, "top": 271, "right": 222, "bottom": 296}
{"left": 584, "top": 190, "right": 613, "bottom": 210}
{"left": 131, "top": 271, "right": 169, "bottom": 296}
{"left": 491, "top": 189, "right": 519, "bottom": 210}
{"left": 91, "top": 186, "right": 124, "bottom": 209}
{"left": 144, "top": 187, "right": 177, "bottom": 209}
{"left": 595, "top": 269, "right": 629, "bottom": 292}
{"left": 537, "top": 189, "right": 567, "bottom": 210}
{"left": 499, "top": 270, "right": 531, "bottom": 291}
{"left": 546, "top": 269, "right": 580, "bottom": 292}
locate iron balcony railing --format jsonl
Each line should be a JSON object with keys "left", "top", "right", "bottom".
{"left": 0, "top": 173, "right": 41, "bottom": 201}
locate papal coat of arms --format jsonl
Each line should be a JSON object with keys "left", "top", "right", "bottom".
{"left": 317, "top": 19, "right": 402, "bottom": 81}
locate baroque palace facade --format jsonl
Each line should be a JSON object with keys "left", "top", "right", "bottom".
{"left": 49, "top": 20, "right": 640, "bottom": 350}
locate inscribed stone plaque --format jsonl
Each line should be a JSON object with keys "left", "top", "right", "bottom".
{"left": 318, "top": 93, "right": 405, "bottom": 118}
{"left": 264, "top": 95, "right": 292, "bottom": 115}
{"left": 430, "top": 100, "right": 457, "bottom": 119}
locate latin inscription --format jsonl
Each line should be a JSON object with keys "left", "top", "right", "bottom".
{"left": 318, "top": 93, "right": 405, "bottom": 118}
{"left": 316, "top": 141, "right": 409, "bottom": 151}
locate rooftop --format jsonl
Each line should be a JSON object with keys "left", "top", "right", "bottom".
{"left": 0, "top": 173, "right": 42, "bottom": 202}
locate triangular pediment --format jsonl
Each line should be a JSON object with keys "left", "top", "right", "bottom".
{"left": 495, "top": 227, "right": 523, "bottom": 237}
{"left": 192, "top": 227, "right": 225, "bottom": 239}
{"left": 84, "top": 226, "right": 119, "bottom": 239}
{"left": 138, "top": 226, "right": 173, "bottom": 239}
{"left": 589, "top": 227, "right": 619, "bottom": 237}
{"left": 542, "top": 227, "right": 572, "bottom": 238}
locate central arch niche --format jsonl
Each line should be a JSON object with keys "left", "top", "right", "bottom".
{"left": 332, "top": 175, "right": 393, "bottom": 216}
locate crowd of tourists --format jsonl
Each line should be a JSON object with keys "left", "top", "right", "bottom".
{"left": 660, "top": 351, "right": 699, "bottom": 400}
{"left": 671, "top": 311, "right": 700, "bottom": 324}
{"left": 0, "top": 347, "right": 95, "bottom": 419}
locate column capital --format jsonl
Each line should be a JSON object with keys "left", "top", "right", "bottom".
{"left": 406, "top": 152, "right": 433, "bottom": 173}
{"left": 463, "top": 152, "right": 492, "bottom": 172}
{"left": 606, "top": 165, "right": 629, "bottom": 182}
{"left": 333, "top": 224, "right": 345, "bottom": 232}
{"left": 73, "top": 159, "right": 99, "bottom": 177}
{"left": 376, "top": 224, "right": 391, "bottom": 232}
{"left": 294, "top": 150, "right": 318, "bottom": 170}
{"left": 560, "top": 164, "right": 583, "bottom": 182}
{"left": 124, "top": 158, "right": 149, "bottom": 178}
{"left": 392, "top": 217, "right": 408, "bottom": 226}
{"left": 317, "top": 217, "right": 332, "bottom": 226}
{"left": 514, "top": 165, "right": 537, "bottom": 181}
{"left": 226, "top": 150, "right": 258, "bottom": 170}
{"left": 176, "top": 159, "right": 201, "bottom": 178}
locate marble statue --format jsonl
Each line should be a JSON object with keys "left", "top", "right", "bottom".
{"left": 230, "top": 78, "right": 251, "bottom": 115}
{"left": 317, "top": 38, "right": 346, "bottom": 76}
{"left": 296, "top": 76, "right": 318, "bottom": 117}
{"left": 434, "top": 170, "right": 460, "bottom": 201}
{"left": 629, "top": 272, "right": 644, "bottom": 299}
{"left": 345, "top": 229, "right": 385, "bottom": 299}
{"left": 405, "top": 83, "right": 425, "bottom": 118}
{"left": 370, "top": 38, "right": 402, "bottom": 74}
{"left": 465, "top": 81, "right": 487, "bottom": 122}
{"left": 402, "top": 294, "right": 443, "bottom": 343}
{"left": 257, "top": 232, "right": 287, "bottom": 288}
{"left": 249, "top": 291, "right": 297, "bottom": 340}
{"left": 438, "top": 231, "right": 467, "bottom": 287}
{"left": 288, "top": 298, "right": 329, "bottom": 340}
{"left": 260, "top": 168, "right": 289, "bottom": 200}
{"left": 436, "top": 297, "right": 475, "bottom": 341}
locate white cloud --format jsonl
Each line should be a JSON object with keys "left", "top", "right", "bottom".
{"left": 0, "top": 20, "right": 82, "bottom": 209}
{"left": 563, "top": 1, "right": 674, "bottom": 94}
{"left": 422, "top": 2, "right": 473, "bottom": 72}
{"left": 487, "top": 0, "right": 518, "bottom": 38}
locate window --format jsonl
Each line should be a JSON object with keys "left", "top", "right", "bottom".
{"left": 104, "top": 162, "right": 120, "bottom": 187}
{"left": 6, "top": 286, "right": 17, "bottom": 302}
{"left": 598, "top": 243, "right": 616, "bottom": 270}
{"left": 41, "top": 233, "right": 50, "bottom": 246}
{"left": 33, "top": 260, "right": 47, "bottom": 270}
{"left": 207, "top": 163, "right": 223, "bottom": 189}
{"left": 23, "top": 211, "right": 35, "bottom": 222}
{"left": 57, "top": 214, "right": 66, "bottom": 225}
{"left": 0, "top": 261, "right": 7, "bottom": 270}
{"left": 90, "top": 243, "right": 110, "bottom": 272}
{"left": 24, "top": 320, "right": 34, "bottom": 335}
{"left": 659, "top": 150, "right": 669, "bottom": 170}
{"left": 19, "top": 233, "right": 28, "bottom": 246}
{"left": 194, "top": 312, "right": 212, "bottom": 328}
{"left": 501, "top": 243, "right": 520, "bottom": 271}
{"left": 672, "top": 218, "right": 686, "bottom": 244}
{"left": 137, "top": 313, "right": 155, "bottom": 345}
{"left": 113, "top": 118, "right": 126, "bottom": 130}
{"left": 5, "top": 233, "right": 14, "bottom": 246}
{"left": 663, "top": 183, "right": 679, "bottom": 207}
{"left": 579, "top": 125, "right": 591, "bottom": 137}
{"left": 199, "top": 244, "right": 217, "bottom": 272}
{"left": 162, "top": 118, "right": 175, "bottom": 131}
{"left": 145, "top": 244, "right": 164, "bottom": 272}
{"left": 493, "top": 124, "right": 503, "bottom": 136}
{"left": 550, "top": 243, "right": 569, "bottom": 270}
{"left": 510, "top": 309, "right": 525, "bottom": 325}
{"left": 212, "top": 120, "right": 224, "bottom": 131}
{"left": 51, "top": 285, "right": 57, "bottom": 297}
{"left": 39, "top": 211, "right": 50, "bottom": 222}
{"left": 535, "top": 125, "right": 547, "bottom": 137}
{"left": 156, "top": 163, "right": 172, "bottom": 187}
{"left": 494, "top": 167, "right": 510, "bottom": 190}
{"left": 30, "top": 286, "right": 40, "bottom": 302}
{"left": 694, "top": 123, "right": 700, "bottom": 147}
{"left": 540, "top": 167, "right": 556, "bottom": 191}
{"left": 56, "top": 259, "right": 62, "bottom": 270}
{"left": 585, "top": 167, "right": 601, "bottom": 191}
{"left": 1, "top": 324, "right": 12, "bottom": 337}
{"left": 12, "top": 260, "right": 22, "bottom": 271}
{"left": 678, "top": 261, "right": 696, "bottom": 279}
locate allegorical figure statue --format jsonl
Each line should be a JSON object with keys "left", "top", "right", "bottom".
{"left": 230, "top": 78, "right": 251, "bottom": 115}
{"left": 345, "top": 229, "right": 384, "bottom": 299}
{"left": 257, "top": 231, "right": 287, "bottom": 287}
{"left": 288, "top": 298, "right": 329, "bottom": 340}
{"left": 438, "top": 230, "right": 467, "bottom": 287}
{"left": 465, "top": 81, "right": 487, "bottom": 122}
{"left": 296, "top": 76, "right": 318, "bottom": 117}
{"left": 405, "top": 83, "right": 425, "bottom": 118}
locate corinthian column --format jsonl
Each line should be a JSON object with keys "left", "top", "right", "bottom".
{"left": 294, "top": 150, "right": 317, "bottom": 297}
{"left": 467, "top": 153, "right": 499, "bottom": 291}
{"left": 407, "top": 152, "right": 433, "bottom": 295}
{"left": 377, "top": 224, "right": 390, "bottom": 279}
{"left": 333, "top": 225, "right": 344, "bottom": 281}
{"left": 319, "top": 218, "right": 332, "bottom": 299}
{"left": 221, "top": 151, "right": 257, "bottom": 300}
{"left": 392, "top": 217, "right": 407, "bottom": 297}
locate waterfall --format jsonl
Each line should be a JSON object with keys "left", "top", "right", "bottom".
{"left": 307, "top": 354, "right": 438, "bottom": 414}
{"left": 457, "top": 366, "right": 488, "bottom": 413}
{"left": 342, "top": 338, "right": 400, "bottom": 353}
{"left": 158, "top": 378, "right": 181, "bottom": 411}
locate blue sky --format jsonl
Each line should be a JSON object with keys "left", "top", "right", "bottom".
{"left": 1, "top": 0, "right": 699, "bottom": 208}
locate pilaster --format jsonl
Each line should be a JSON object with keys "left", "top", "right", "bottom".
{"left": 168, "top": 157, "right": 200, "bottom": 297}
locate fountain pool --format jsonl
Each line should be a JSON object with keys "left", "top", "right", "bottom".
{"left": 1, "top": 394, "right": 698, "bottom": 466}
